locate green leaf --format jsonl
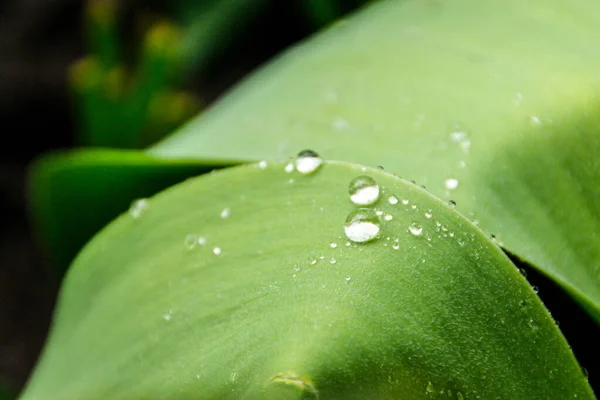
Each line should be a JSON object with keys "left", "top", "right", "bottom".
{"left": 148, "top": 0, "right": 600, "bottom": 319}
{"left": 28, "top": 149, "right": 214, "bottom": 270}
{"left": 20, "top": 162, "right": 592, "bottom": 399}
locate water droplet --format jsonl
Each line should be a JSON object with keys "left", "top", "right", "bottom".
{"left": 519, "top": 268, "right": 527, "bottom": 277}
{"left": 388, "top": 195, "right": 399, "bottom": 205}
{"left": 330, "top": 258, "right": 337, "bottom": 264}
{"left": 528, "top": 319, "right": 538, "bottom": 330}
{"left": 411, "top": 204, "right": 417, "bottom": 210}
{"left": 384, "top": 214, "right": 393, "bottom": 221}
{"left": 392, "top": 243, "right": 400, "bottom": 250}
{"left": 213, "top": 247, "right": 222, "bottom": 255}
{"left": 582, "top": 367, "right": 589, "bottom": 379}
{"left": 348, "top": 176, "right": 380, "bottom": 206}
{"left": 402, "top": 199, "right": 409, "bottom": 205}
{"left": 284, "top": 162, "right": 294, "bottom": 173}
{"left": 345, "top": 276, "right": 352, "bottom": 282}
{"left": 424, "top": 210, "right": 433, "bottom": 219}
{"left": 344, "top": 209, "right": 381, "bottom": 243}
{"left": 330, "top": 242, "right": 338, "bottom": 249}
{"left": 376, "top": 210, "right": 383, "bottom": 216}
{"left": 409, "top": 223, "right": 423, "bottom": 236}
{"left": 198, "top": 236, "right": 207, "bottom": 245}
{"left": 444, "top": 178, "right": 459, "bottom": 191}
{"left": 448, "top": 200, "right": 457, "bottom": 208}
{"left": 308, "top": 257, "right": 317, "bottom": 265}
{"left": 530, "top": 116, "right": 541, "bottom": 126}
{"left": 345, "top": 241, "right": 351, "bottom": 247}
{"left": 129, "top": 198, "right": 149, "bottom": 219}
{"left": 220, "top": 207, "right": 230, "bottom": 219}
{"left": 532, "top": 286, "right": 539, "bottom": 294}
{"left": 294, "top": 265, "right": 301, "bottom": 272}
{"left": 257, "top": 160, "right": 268, "bottom": 169}
{"left": 162, "top": 314, "right": 171, "bottom": 321}
{"left": 184, "top": 234, "right": 197, "bottom": 249}
{"left": 295, "top": 150, "right": 323, "bottom": 175}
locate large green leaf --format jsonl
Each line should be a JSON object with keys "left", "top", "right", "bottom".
{"left": 20, "top": 162, "right": 593, "bottom": 399}
{"left": 147, "top": 0, "right": 600, "bottom": 319}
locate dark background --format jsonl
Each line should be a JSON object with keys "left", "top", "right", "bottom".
{"left": 0, "top": 0, "right": 598, "bottom": 397}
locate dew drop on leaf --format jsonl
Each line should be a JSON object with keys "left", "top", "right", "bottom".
{"left": 409, "top": 223, "right": 423, "bottom": 236}
{"left": 348, "top": 175, "right": 380, "bottom": 205}
{"left": 388, "top": 195, "right": 399, "bottom": 205}
{"left": 129, "top": 198, "right": 149, "bottom": 219}
{"left": 184, "top": 234, "right": 197, "bottom": 249}
{"left": 295, "top": 150, "right": 323, "bottom": 175}
{"left": 344, "top": 208, "right": 381, "bottom": 243}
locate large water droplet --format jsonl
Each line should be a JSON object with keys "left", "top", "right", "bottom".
{"left": 344, "top": 209, "right": 381, "bottom": 243}
{"left": 444, "top": 178, "right": 459, "bottom": 191}
{"left": 408, "top": 223, "right": 423, "bottom": 236}
{"left": 348, "top": 176, "right": 380, "bottom": 206}
{"left": 295, "top": 150, "right": 323, "bottom": 175}
{"left": 129, "top": 198, "right": 149, "bottom": 219}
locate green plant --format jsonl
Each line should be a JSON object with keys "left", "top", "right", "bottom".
{"left": 21, "top": 0, "right": 599, "bottom": 398}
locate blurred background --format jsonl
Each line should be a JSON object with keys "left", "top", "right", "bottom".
{"left": 0, "top": 0, "right": 370, "bottom": 396}
{"left": 0, "top": 0, "right": 598, "bottom": 398}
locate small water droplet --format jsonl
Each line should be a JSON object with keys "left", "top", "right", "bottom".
{"left": 424, "top": 210, "right": 433, "bottom": 219}
{"left": 376, "top": 210, "right": 383, "bottom": 216}
{"left": 345, "top": 276, "right": 351, "bottom": 282}
{"left": 184, "top": 234, "right": 197, "bottom": 249}
{"left": 129, "top": 198, "right": 149, "bottom": 219}
{"left": 530, "top": 116, "right": 541, "bottom": 126}
{"left": 309, "top": 257, "right": 317, "bottom": 265}
{"left": 330, "top": 258, "right": 337, "bottom": 264}
{"left": 513, "top": 92, "right": 523, "bottom": 106}
{"left": 295, "top": 150, "right": 323, "bottom": 175}
{"left": 345, "top": 241, "right": 351, "bottom": 247}
{"left": 519, "top": 268, "right": 527, "bottom": 277}
{"left": 319, "top": 255, "right": 325, "bottom": 260}
{"left": 392, "top": 243, "right": 400, "bottom": 250}
{"left": 257, "top": 160, "right": 268, "bottom": 169}
{"left": 198, "top": 236, "right": 207, "bottom": 245}
{"left": 388, "top": 195, "right": 399, "bottom": 205}
{"left": 284, "top": 162, "right": 294, "bottom": 173}
{"left": 528, "top": 319, "right": 538, "bottom": 330}
{"left": 409, "top": 223, "right": 423, "bottom": 236}
{"left": 294, "top": 265, "right": 301, "bottom": 272}
{"left": 344, "top": 209, "right": 381, "bottom": 243}
{"left": 402, "top": 199, "right": 409, "bottom": 205}
{"left": 213, "top": 247, "right": 222, "bottom": 255}
{"left": 220, "top": 208, "right": 230, "bottom": 219}
{"left": 349, "top": 176, "right": 380, "bottom": 206}
{"left": 448, "top": 200, "right": 457, "bottom": 208}
{"left": 162, "top": 314, "right": 171, "bottom": 321}
{"left": 384, "top": 214, "right": 393, "bottom": 221}
{"left": 444, "top": 178, "right": 459, "bottom": 191}
{"left": 582, "top": 367, "right": 589, "bottom": 379}
{"left": 411, "top": 204, "right": 417, "bottom": 210}
{"left": 330, "top": 242, "right": 338, "bottom": 249}
{"left": 532, "top": 286, "right": 539, "bottom": 294}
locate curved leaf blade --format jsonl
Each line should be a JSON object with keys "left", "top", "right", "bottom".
{"left": 21, "top": 162, "right": 593, "bottom": 399}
